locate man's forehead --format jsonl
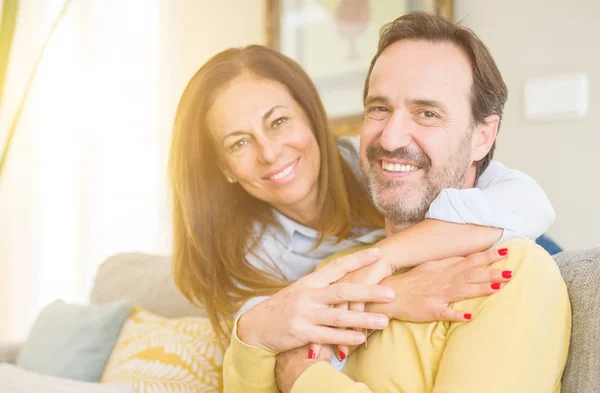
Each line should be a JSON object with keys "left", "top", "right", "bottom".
{"left": 368, "top": 39, "right": 473, "bottom": 103}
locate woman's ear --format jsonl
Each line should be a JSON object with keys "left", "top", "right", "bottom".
{"left": 219, "top": 164, "right": 237, "bottom": 184}
{"left": 470, "top": 114, "right": 500, "bottom": 162}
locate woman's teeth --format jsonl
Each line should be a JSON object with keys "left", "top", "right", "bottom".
{"left": 381, "top": 162, "right": 419, "bottom": 172}
{"left": 269, "top": 161, "right": 297, "bottom": 180}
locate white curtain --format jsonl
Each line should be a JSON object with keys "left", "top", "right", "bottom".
{"left": 0, "top": 0, "right": 175, "bottom": 340}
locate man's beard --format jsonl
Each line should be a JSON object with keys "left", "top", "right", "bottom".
{"left": 362, "top": 133, "right": 473, "bottom": 227}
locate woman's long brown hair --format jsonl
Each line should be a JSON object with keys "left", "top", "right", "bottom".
{"left": 169, "top": 45, "right": 383, "bottom": 343}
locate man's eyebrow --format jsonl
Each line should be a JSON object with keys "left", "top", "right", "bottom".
{"left": 364, "top": 95, "right": 392, "bottom": 107}
{"left": 409, "top": 98, "right": 449, "bottom": 113}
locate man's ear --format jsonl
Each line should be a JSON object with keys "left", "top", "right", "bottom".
{"left": 470, "top": 114, "right": 500, "bottom": 161}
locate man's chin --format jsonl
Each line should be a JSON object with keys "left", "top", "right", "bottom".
{"left": 371, "top": 187, "right": 429, "bottom": 221}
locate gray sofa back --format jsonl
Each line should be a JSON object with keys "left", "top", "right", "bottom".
{"left": 89, "top": 249, "right": 600, "bottom": 392}
{"left": 554, "top": 248, "right": 600, "bottom": 393}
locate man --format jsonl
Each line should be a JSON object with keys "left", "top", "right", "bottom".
{"left": 273, "top": 12, "right": 571, "bottom": 393}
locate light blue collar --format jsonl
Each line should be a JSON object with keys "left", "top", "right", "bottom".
{"left": 271, "top": 209, "right": 385, "bottom": 254}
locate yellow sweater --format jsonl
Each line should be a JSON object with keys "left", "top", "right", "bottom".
{"left": 223, "top": 239, "right": 571, "bottom": 393}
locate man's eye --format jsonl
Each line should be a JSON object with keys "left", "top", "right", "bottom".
{"left": 415, "top": 110, "right": 440, "bottom": 124}
{"left": 271, "top": 117, "right": 288, "bottom": 128}
{"left": 366, "top": 106, "right": 390, "bottom": 120}
{"left": 230, "top": 139, "right": 249, "bottom": 152}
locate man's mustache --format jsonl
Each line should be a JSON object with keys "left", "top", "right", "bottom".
{"left": 366, "top": 143, "right": 432, "bottom": 169}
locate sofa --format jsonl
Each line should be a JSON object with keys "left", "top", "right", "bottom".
{"left": 1, "top": 248, "right": 599, "bottom": 392}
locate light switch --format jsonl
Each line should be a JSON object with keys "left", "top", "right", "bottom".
{"left": 524, "top": 73, "right": 589, "bottom": 121}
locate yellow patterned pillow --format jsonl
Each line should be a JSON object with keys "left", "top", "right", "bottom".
{"left": 101, "top": 307, "right": 231, "bottom": 393}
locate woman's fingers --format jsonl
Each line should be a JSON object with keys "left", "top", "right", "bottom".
{"left": 333, "top": 303, "right": 349, "bottom": 361}
{"left": 347, "top": 301, "right": 366, "bottom": 354}
{"left": 438, "top": 307, "right": 474, "bottom": 322}
{"left": 309, "top": 248, "right": 381, "bottom": 287}
{"left": 460, "top": 247, "right": 509, "bottom": 270}
{"left": 308, "top": 342, "right": 321, "bottom": 359}
{"left": 315, "top": 307, "right": 389, "bottom": 330}
{"left": 452, "top": 281, "right": 507, "bottom": 301}
{"left": 463, "top": 268, "right": 512, "bottom": 284}
{"left": 316, "top": 282, "right": 395, "bottom": 305}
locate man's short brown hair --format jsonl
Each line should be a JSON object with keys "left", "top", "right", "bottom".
{"left": 364, "top": 12, "right": 508, "bottom": 177}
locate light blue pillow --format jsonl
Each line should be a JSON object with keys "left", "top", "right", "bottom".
{"left": 16, "top": 299, "right": 133, "bottom": 382}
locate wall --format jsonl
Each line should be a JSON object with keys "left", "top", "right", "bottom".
{"left": 455, "top": 0, "right": 599, "bottom": 250}
{"left": 159, "top": 0, "right": 599, "bottom": 251}
{"left": 156, "top": 0, "right": 267, "bottom": 253}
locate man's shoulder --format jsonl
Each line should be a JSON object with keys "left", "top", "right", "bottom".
{"left": 497, "top": 238, "right": 551, "bottom": 257}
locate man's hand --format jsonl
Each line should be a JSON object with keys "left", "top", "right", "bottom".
{"left": 275, "top": 345, "right": 332, "bottom": 393}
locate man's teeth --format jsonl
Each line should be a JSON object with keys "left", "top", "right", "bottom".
{"left": 381, "top": 162, "right": 419, "bottom": 173}
{"left": 270, "top": 161, "right": 296, "bottom": 180}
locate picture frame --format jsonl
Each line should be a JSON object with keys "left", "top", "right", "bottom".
{"left": 266, "top": 0, "right": 453, "bottom": 136}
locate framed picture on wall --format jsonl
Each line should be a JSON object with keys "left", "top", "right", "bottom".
{"left": 266, "top": 0, "right": 453, "bottom": 135}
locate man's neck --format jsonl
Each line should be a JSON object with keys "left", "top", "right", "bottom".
{"left": 385, "top": 220, "right": 418, "bottom": 236}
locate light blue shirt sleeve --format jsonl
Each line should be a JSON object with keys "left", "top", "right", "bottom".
{"left": 337, "top": 136, "right": 363, "bottom": 182}
{"left": 425, "top": 160, "right": 555, "bottom": 243}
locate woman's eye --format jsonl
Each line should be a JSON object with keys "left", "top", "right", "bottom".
{"left": 229, "top": 139, "right": 249, "bottom": 152}
{"left": 271, "top": 117, "right": 288, "bottom": 128}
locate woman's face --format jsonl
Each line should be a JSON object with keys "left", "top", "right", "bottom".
{"left": 207, "top": 74, "right": 321, "bottom": 221}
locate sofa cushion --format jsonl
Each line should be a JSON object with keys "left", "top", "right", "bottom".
{"left": 101, "top": 307, "right": 231, "bottom": 393}
{"left": 0, "top": 364, "right": 135, "bottom": 393}
{"left": 90, "top": 253, "right": 204, "bottom": 318}
{"left": 554, "top": 248, "right": 600, "bottom": 393}
{"left": 16, "top": 299, "right": 133, "bottom": 382}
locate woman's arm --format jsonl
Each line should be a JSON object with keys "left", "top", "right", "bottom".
{"left": 223, "top": 248, "right": 393, "bottom": 392}
{"left": 377, "top": 219, "right": 502, "bottom": 270}
{"left": 426, "top": 160, "right": 555, "bottom": 241}
{"left": 376, "top": 161, "right": 554, "bottom": 271}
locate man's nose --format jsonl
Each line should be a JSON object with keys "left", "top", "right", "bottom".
{"left": 379, "top": 112, "right": 414, "bottom": 152}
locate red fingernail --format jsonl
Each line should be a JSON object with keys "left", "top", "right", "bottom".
{"left": 339, "top": 350, "right": 346, "bottom": 360}
{"left": 498, "top": 248, "right": 508, "bottom": 256}
{"left": 464, "top": 313, "right": 472, "bottom": 320}
{"left": 308, "top": 349, "right": 316, "bottom": 359}
{"left": 491, "top": 283, "right": 501, "bottom": 290}
{"left": 502, "top": 270, "right": 512, "bottom": 279}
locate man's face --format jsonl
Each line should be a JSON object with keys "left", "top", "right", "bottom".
{"left": 360, "top": 39, "right": 477, "bottom": 227}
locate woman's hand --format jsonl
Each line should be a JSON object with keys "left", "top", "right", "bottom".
{"left": 369, "top": 247, "right": 511, "bottom": 321}
{"left": 321, "top": 247, "right": 511, "bottom": 359}
{"left": 236, "top": 247, "right": 396, "bottom": 353}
